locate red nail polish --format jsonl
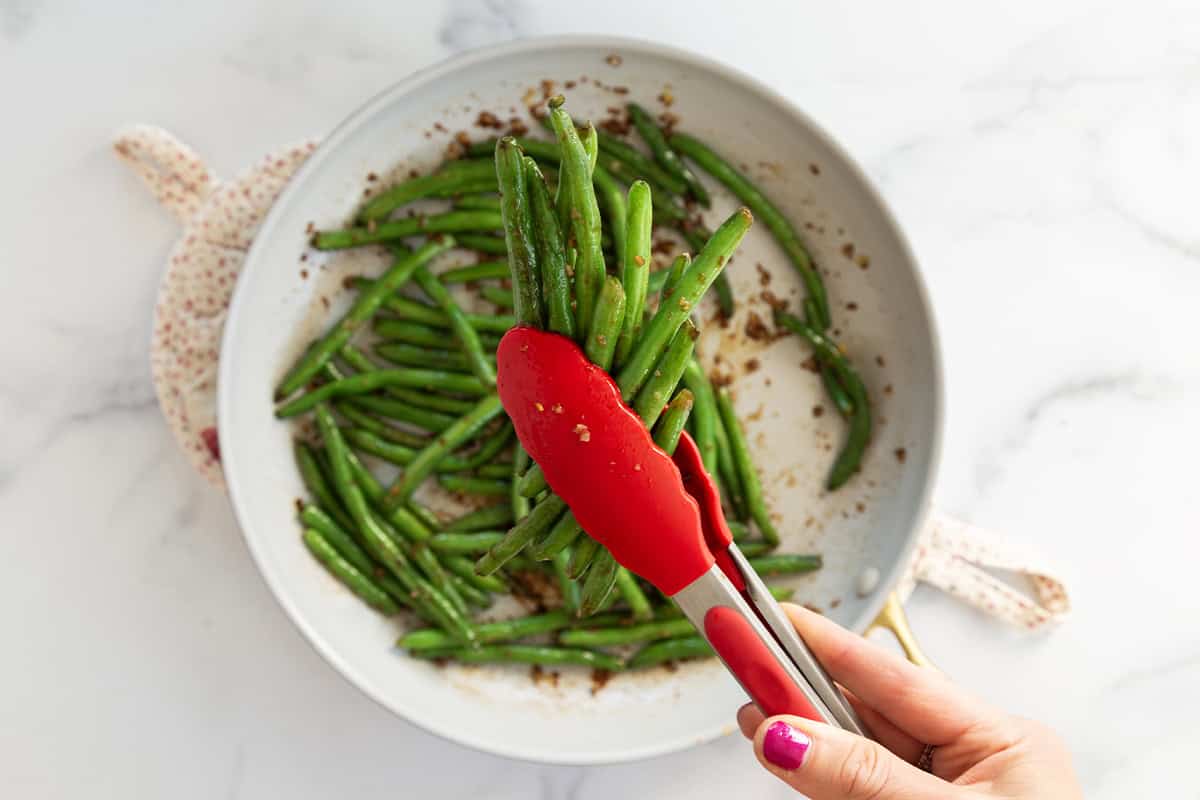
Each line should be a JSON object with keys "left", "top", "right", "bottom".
{"left": 763, "top": 720, "right": 811, "bottom": 770}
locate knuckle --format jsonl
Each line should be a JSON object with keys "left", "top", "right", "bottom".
{"left": 835, "top": 740, "right": 894, "bottom": 800}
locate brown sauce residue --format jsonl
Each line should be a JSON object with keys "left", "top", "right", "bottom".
{"left": 590, "top": 668, "right": 614, "bottom": 695}
{"left": 894, "top": 448, "right": 907, "bottom": 464}
{"left": 756, "top": 263, "right": 772, "bottom": 286}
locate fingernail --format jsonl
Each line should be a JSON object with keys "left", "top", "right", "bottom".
{"left": 763, "top": 720, "right": 811, "bottom": 770}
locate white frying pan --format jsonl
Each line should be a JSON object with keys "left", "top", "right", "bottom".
{"left": 218, "top": 35, "right": 942, "bottom": 764}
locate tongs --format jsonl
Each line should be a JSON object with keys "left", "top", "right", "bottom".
{"left": 669, "top": 434, "right": 866, "bottom": 732}
{"left": 495, "top": 326, "right": 868, "bottom": 734}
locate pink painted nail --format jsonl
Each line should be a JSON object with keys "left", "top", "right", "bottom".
{"left": 763, "top": 720, "right": 811, "bottom": 770}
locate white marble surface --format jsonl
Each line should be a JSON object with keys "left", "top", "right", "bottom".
{"left": 3, "top": 1, "right": 1199, "bottom": 796}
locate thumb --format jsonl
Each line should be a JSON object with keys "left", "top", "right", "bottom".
{"left": 753, "top": 715, "right": 961, "bottom": 800}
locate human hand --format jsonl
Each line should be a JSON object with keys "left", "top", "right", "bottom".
{"left": 736, "top": 604, "right": 1082, "bottom": 799}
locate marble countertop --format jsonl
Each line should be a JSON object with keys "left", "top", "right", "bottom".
{"left": 3, "top": 1, "right": 1198, "bottom": 796}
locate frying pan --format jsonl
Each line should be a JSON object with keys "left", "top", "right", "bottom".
{"left": 218, "top": 35, "right": 942, "bottom": 764}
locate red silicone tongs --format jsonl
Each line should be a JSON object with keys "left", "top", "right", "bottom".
{"left": 495, "top": 327, "right": 867, "bottom": 732}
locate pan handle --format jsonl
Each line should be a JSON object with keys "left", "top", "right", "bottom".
{"left": 867, "top": 592, "right": 932, "bottom": 667}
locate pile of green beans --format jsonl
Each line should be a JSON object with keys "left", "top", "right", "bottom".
{"left": 276, "top": 96, "right": 854, "bottom": 674}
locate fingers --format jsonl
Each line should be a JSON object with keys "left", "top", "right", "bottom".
{"left": 737, "top": 703, "right": 763, "bottom": 739}
{"left": 781, "top": 603, "right": 1001, "bottom": 745}
{"left": 753, "top": 714, "right": 961, "bottom": 800}
{"left": 739, "top": 693, "right": 925, "bottom": 768}
{"left": 843, "top": 690, "right": 924, "bottom": 766}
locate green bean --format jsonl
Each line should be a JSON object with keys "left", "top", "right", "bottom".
{"left": 346, "top": 395, "right": 458, "bottom": 431}
{"left": 400, "top": 610, "right": 572, "bottom": 651}
{"left": 455, "top": 233, "right": 508, "bottom": 255}
{"left": 770, "top": 585, "right": 796, "bottom": 602}
{"left": 616, "top": 208, "right": 751, "bottom": 400}
{"left": 553, "top": 548, "right": 581, "bottom": 616}
{"left": 592, "top": 166, "right": 628, "bottom": 267}
{"left": 626, "top": 102, "right": 710, "bottom": 206}
{"left": 548, "top": 98, "right": 605, "bottom": 335}
{"left": 299, "top": 505, "right": 375, "bottom": 576}
{"left": 715, "top": 388, "right": 779, "bottom": 546}
{"left": 613, "top": 180, "right": 653, "bottom": 366}
{"left": 314, "top": 405, "right": 473, "bottom": 641}
{"left": 438, "top": 260, "right": 508, "bottom": 283}
{"left": 412, "top": 266, "right": 497, "bottom": 385}
{"left": 299, "top": 505, "right": 421, "bottom": 613}
{"left": 495, "top": 137, "right": 544, "bottom": 328}
{"left": 444, "top": 503, "right": 514, "bottom": 532}
{"left": 338, "top": 344, "right": 479, "bottom": 418}
{"left": 429, "top": 531, "right": 506, "bottom": 555}
{"left": 712, "top": 404, "right": 748, "bottom": 520}
{"left": 413, "top": 644, "right": 622, "bottom": 671}
{"left": 475, "top": 494, "right": 567, "bottom": 575}
{"left": 595, "top": 130, "right": 688, "bottom": 197}
{"left": 471, "top": 135, "right": 629, "bottom": 265}
{"left": 509, "top": 443, "right": 532, "bottom": 523}
{"left": 669, "top": 133, "right": 830, "bottom": 327}
{"left": 477, "top": 462, "right": 513, "bottom": 479}
{"left": 525, "top": 156, "right": 576, "bottom": 338}
{"left": 554, "top": 122, "right": 597, "bottom": 229}
{"left": 613, "top": 568, "right": 654, "bottom": 621}
{"left": 736, "top": 541, "right": 772, "bottom": 558}
{"left": 452, "top": 575, "right": 491, "bottom": 607}
{"left": 680, "top": 360, "right": 719, "bottom": 476}
{"left": 277, "top": 368, "right": 488, "bottom": 418}
{"left": 633, "top": 320, "right": 698, "bottom": 429}
{"left": 468, "top": 136, "right": 556, "bottom": 162}
{"left": 653, "top": 389, "right": 694, "bottom": 454}
{"left": 373, "top": 342, "right": 475, "bottom": 372}
{"left": 368, "top": 506, "right": 467, "bottom": 615}
{"left": 404, "top": 500, "right": 442, "bottom": 531}
{"left": 560, "top": 617, "right": 694, "bottom": 648}
{"left": 774, "top": 313, "right": 871, "bottom": 488}
{"left": 382, "top": 393, "right": 504, "bottom": 505}
{"left": 373, "top": 318, "right": 495, "bottom": 350}
{"left": 583, "top": 123, "right": 599, "bottom": 172}
{"left": 579, "top": 549, "right": 620, "bottom": 617}
{"left": 789, "top": 303, "right": 854, "bottom": 422}
{"left": 314, "top": 210, "right": 501, "bottom": 250}
{"left": 529, "top": 508, "right": 582, "bottom": 561}
{"left": 516, "top": 463, "right": 547, "bottom": 499}
{"left": 359, "top": 159, "right": 496, "bottom": 222}
{"left": 660, "top": 252, "right": 690, "bottom": 307}
{"left": 303, "top": 528, "right": 401, "bottom": 615}
{"left": 727, "top": 520, "right": 750, "bottom": 540}
{"left": 438, "top": 475, "right": 510, "bottom": 495}
{"left": 294, "top": 441, "right": 355, "bottom": 531}
{"left": 277, "top": 240, "right": 452, "bottom": 398}
{"left": 749, "top": 554, "right": 823, "bottom": 576}
{"left": 443, "top": 421, "right": 514, "bottom": 472}
{"left": 454, "top": 194, "right": 502, "bottom": 212}
{"left": 597, "top": 157, "right": 688, "bottom": 225}
{"left": 679, "top": 226, "right": 734, "bottom": 318}
{"left": 442, "top": 555, "right": 509, "bottom": 593}
{"left": 347, "top": 426, "right": 503, "bottom": 475}
{"left": 354, "top": 281, "right": 516, "bottom": 334}
{"left": 342, "top": 457, "right": 434, "bottom": 549}
{"left": 480, "top": 285, "right": 514, "bottom": 308}
{"left": 567, "top": 535, "right": 600, "bottom": 579}
{"left": 584, "top": 276, "right": 626, "bottom": 371}
{"left": 628, "top": 635, "right": 713, "bottom": 668}
{"left": 342, "top": 427, "right": 417, "bottom": 467}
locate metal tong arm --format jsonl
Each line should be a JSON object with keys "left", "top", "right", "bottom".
{"left": 726, "top": 544, "right": 867, "bottom": 735}
{"left": 673, "top": 564, "right": 846, "bottom": 727}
